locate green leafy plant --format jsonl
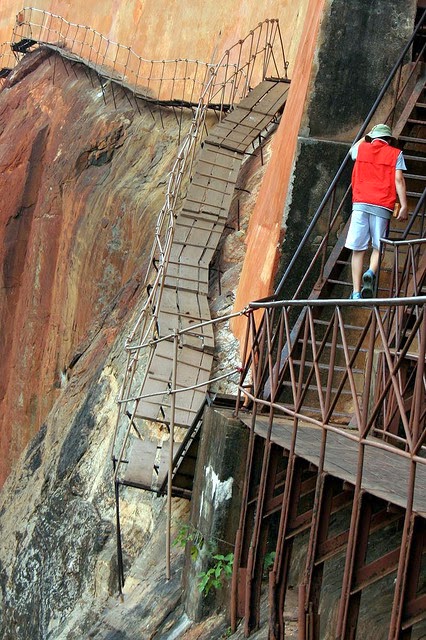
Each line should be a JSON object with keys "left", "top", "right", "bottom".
{"left": 198, "top": 552, "right": 234, "bottom": 596}
{"left": 172, "top": 522, "right": 204, "bottom": 561}
{"left": 173, "top": 521, "right": 234, "bottom": 596}
{"left": 263, "top": 550, "right": 276, "bottom": 572}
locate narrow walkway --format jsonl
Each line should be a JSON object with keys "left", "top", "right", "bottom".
{"left": 240, "top": 413, "right": 426, "bottom": 516}
{"left": 121, "top": 79, "right": 290, "bottom": 492}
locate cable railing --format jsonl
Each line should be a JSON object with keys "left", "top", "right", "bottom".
{"left": 114, "top": 308, "right": 246, "bottom": 586}
{"left": 105, "top": 22, "right": 287, "bottom": 582}
{"left": 111, "top": 19, "right": 287, "bottom": 462}
{"left": 9, "top": 8, "right": 287, "bottom": 107}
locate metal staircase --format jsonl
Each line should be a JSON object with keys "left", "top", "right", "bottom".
{"left": 103, "top": 24, "right": 290, "bottom": 588}
{"left": 230, "top": 14, "right": 426, "bottom": 640}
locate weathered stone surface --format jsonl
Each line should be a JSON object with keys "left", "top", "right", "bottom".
{"left": 184, "top": 407, "right": 249, "bottom": 621}
{"left": 274, "top": 136, "right": 351, "bottom": 297}
{"left": 0, "top": 40, "right": 275, "bottom": 638}
{"left": 0, "top": 48, "right": 187, "bottom": 484}
{"left": 306, "top": 0, "right": 417, "bottom": 140}
{"left": 0, "top": 47, "right": 193, "bottom": 639}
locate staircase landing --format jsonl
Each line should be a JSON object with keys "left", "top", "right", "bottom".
{"left": 240, "top": 411, "right": 426, "bottom": 516}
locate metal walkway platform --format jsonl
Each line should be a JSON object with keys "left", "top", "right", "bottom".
{"left": 240, "top": 412, "right": 426, "bottom": 516}
{"left": 121, "top": 79, "right": 290, "bottom": 494}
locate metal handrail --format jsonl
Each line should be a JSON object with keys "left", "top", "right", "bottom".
{"left": 249, "top": 294, "right": 426, "bottom": 310}
{"left": 274, "top": 9, "right": 426, "bottom": 299}
{"left": 237, "top": 297, "right": 426, "bottom": 456}
{"left": 109, "top": 16, "right": 288, "bottom": 579}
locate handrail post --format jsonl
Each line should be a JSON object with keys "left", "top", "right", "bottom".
{"left": 166, "top": 330, "right": 179, "bottom": 580}
{"left": 114, "top": 467, "right": 125, "bottom": 599}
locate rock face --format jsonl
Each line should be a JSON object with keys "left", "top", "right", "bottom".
{"left": 0, "top": 48, "right": 187, "bottom": 484}
{"left": 0, "top": 47, "right": 196, "bottom": 638}
{"left": 0, "top": 44, "right": 277, "bottom": 638}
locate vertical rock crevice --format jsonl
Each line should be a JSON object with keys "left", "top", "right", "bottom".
{"left": 1, "top": 125, "right": 49, "bottom": 402}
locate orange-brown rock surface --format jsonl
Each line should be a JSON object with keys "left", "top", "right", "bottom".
{"left": 0, "top": 47, "right": 190, "bottom": 484}
{"left": 0, "top": 44, "right": 280, "bottom": 639}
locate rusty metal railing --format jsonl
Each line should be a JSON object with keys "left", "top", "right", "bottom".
{"left": 382, "top": 235, "right": 426, "bottom": 300}
{"left": 233, "top": 295, "right": 426, "bottom": 639}
{"left": 375, "top": 237, "right": 426, "bottom": 449}
{"left": 7, "top": 8, "right": 287, "bottom": 107}
{"left": 237, "top": 296, "right": 425, "bottom": 452}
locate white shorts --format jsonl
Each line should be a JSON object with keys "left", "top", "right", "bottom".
{"left": 345, "top": 211, "right": 389, "bottom": 251}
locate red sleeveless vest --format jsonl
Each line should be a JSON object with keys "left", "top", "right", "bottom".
{"left": 352, "top": 140, "right": 401, "bottom": 210}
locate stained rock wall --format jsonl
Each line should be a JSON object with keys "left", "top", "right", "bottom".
{"left": 0, "top": 47, "right": 194, "bottom": 638}
{"left": 0, "top": 42, "right": 279, "bottom": 639}
{"left": 0, "top": 47, "right": 190, "bottom": 483}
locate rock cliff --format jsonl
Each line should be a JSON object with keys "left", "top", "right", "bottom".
{"left": 0, "top": 46, "right": 191, "bottom": 638}
{"left": 0, "top": 47, "right": 190, "bottom": 484}
{"left": 0, "top": 44, "right": 275, "bottom": 638}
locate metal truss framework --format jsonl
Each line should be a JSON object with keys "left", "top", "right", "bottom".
{"left": 232, "top": 284, "right": 425, "bottom": 638}
{"left": 229, "top": 14, "right": 426, "bottom": 637}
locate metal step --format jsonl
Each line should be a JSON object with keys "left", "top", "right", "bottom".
{"left": 404, "top": 154, "right": 426, "bottom": 162}
{"left": 399, "top": 135, "right": 426, "bottom": 144}
{"left": 405, "top": 173, "right": 426, "bottom": 181}
{"left": 407, "top": 118, "right": 426, "bottom": 126}
{"left": 118, "top": 79, "right": 291, "bottom": 495}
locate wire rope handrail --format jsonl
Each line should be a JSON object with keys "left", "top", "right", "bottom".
{"left": 6, "top": 8, "right": 288, "bottom": 106}
{"left": 113, "top": 307, "right": 248, "bottom": 585}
